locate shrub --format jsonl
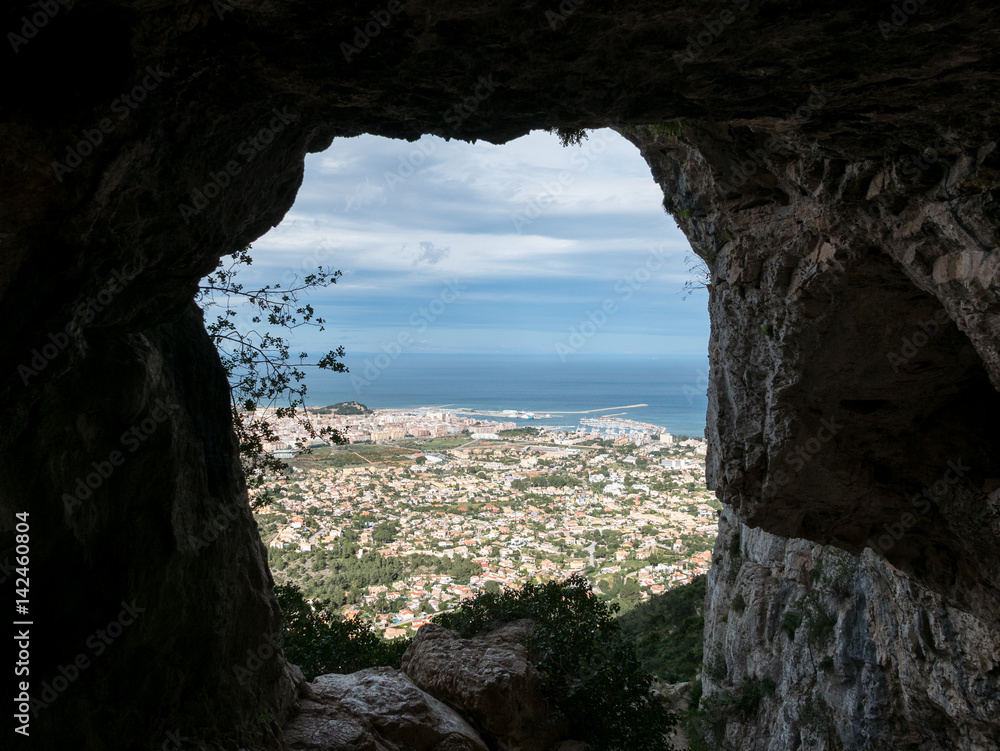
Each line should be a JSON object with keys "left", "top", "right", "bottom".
{"left": 618, "top": 575, "right": 707, "bottom": 683}
{"left": 650, "top": 121, "right": 684, "bottom": 138}
{"left": 727, "top": 531, "right": 741, "bottom": 559}
{"left": 704, "top": 650, "right": 728, "bottom": 682}
{"left": 780, "top": 610, "right": 803, "bottom": 641}
{"left": 435, "top": 574, "right": 675, "bottom": 751}
{"left": 688, "top": 679, "right": 703, "bottom": 710}
{"left": 806, "top": 607, "right": 838, "bottom": 647}
{"left": 275, "top": 583, "right": 409, "bottom": 680}
{"left": 730, "top": 592, "right": 746, "bottom": 613}
{"left": 684, "top": 675, "right": 774, "bottom": 751}
{"left": 549, "top": 127, "right": 588, "bottom": 147}
{"left": 729, "top": 676, "right": 766, "bottom": 717}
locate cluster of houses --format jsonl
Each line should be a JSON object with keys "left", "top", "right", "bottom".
{"left": 253, "top": 410, "right": 716, "bottom": 635}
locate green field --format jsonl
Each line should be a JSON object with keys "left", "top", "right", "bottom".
{"left": 290, "top": 444, "right": 414, "bottom": 469}
{"left": 398, "top": 437, "right": 473, "bottom": 450}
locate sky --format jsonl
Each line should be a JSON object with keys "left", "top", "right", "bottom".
{"left": 215, "top": 128, "right": 709, "bottom": 361}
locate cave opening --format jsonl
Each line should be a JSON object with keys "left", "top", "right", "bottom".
{"left": 208, "top": 126, "right": 717, "bottom": 649}
{"left": 7, "top": 3, "right": 1000, "bottom": 748}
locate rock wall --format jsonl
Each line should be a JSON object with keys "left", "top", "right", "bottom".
{"left": 701, "top": 510, "right": 1000, "bottom": 750}
{"left": 2, "top": 305, "right": 301, "bottom": 749}
{"left": 3, "top": 1, "right": 1000, "bottom": 748}
{"left": 620, "top": 52, "right": 1000, "bottom": 745}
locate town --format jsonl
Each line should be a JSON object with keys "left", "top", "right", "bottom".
{"left": 252, "top": 404, "right": 717, "bottom": 638}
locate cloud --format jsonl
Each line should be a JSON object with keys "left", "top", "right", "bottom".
{"left": 412, "top": 241, "right": 451, "bottom": 266}
{"left": 220, "top": 128, "right": 709, "bottom": 355}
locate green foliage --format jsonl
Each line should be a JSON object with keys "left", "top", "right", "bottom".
{"left": 805, "top": 606, "right": 838, "bottom": 648}
{"left": 730, "top": 592, "right": 746, "bottom": 613}
{"left": 760, "top": 323, "right": 774, "bottom": 337}
{"left": 618, "top": 575, "right": 707, "bottom": 683}
{"left": 199, "top": 245, "right": 348, "bottom": 507}
{"left": 548, "top": 127, "right": 589, "bottom": 147}
{"left": 311, "top": 401, "right": 372, "bottom": 415}
{"left": 826, "top": 553, "right": 856, "bottom": 599}
{"left": 687, "top": 679, "right": 703, "bottom": 710}
{"left": 435, "top": 574, "right": 676, "bottom": 751}
{"left": 511, "top": 474, "right": 582, "bottom": 490}
{"left": 727, "top": 531, "right": 741, "bottom": 559}
{"left": 274, "top": 583, "right": 409, "bottom": 681}
{"left": 728, "top": 676, "right": 768, "bottom": 717}
{"left": 650, "top": 121, "right": 684, "bottom": 138}
{"left": 780, "top": 610, "right": 803, "bottom": 640}
{"left": 684, "top": 675, "right": 775, "bottom": 750}
{"left": 372, "top": 521, "right": 399, "bottom": 543}
{"left": 499, "top": 426, "right": 541, "bottom": 437}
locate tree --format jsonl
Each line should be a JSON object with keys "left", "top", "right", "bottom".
{"left": 197, "top": 245, "right": 349, "bottom": 506}
{"left": 548, "top": 127, "right": 589, "bottom": 147}
{"left": 274, "top": 583, "right": 408, "bottom": 680}
{"left": 435, "top": 575, "right": 675, "bottom": 751}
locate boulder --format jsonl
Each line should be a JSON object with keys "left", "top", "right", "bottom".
{"left": 283, "top": 667, "right": 488, "bottom": 751}
{"left": 402, "top": 621, "right": 567, "bottom": 751}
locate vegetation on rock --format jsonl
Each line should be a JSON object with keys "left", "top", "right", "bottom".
{"left": 618, "top": 574, "right": 706, "bottom": 683}
{"left": 275, "top": 582, "right": 409, "bottom": 681}
{"left": 435, "top": 574, "right": 676, "bottom": 751}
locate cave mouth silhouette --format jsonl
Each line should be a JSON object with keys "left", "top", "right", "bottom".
{"left": 5, "top": 2, "right": 1000, "bottom": 748}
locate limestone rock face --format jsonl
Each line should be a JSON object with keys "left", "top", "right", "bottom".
{"left": 283, "top": 668, "right": 489, "bottom": 751}
{"left": 697, "top": 510, "right": 1000, "bottom": 750}
{"left": 402, "top": 621, "right": 566, "bottom": 751}
{"left": 623, "top": 118, "right": 1000, "bottom": 627}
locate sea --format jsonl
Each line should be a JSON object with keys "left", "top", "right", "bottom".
{"left": 301, "top": 353, "right": 709, "bottom": 437}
